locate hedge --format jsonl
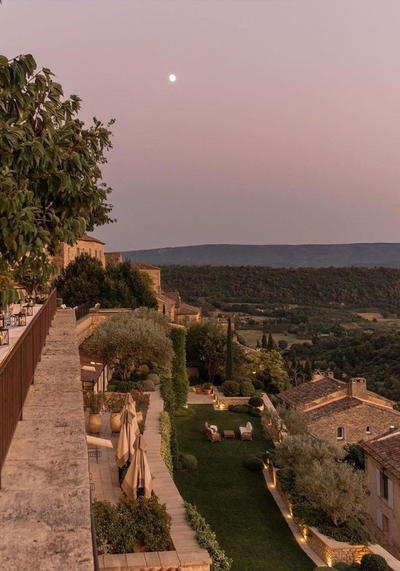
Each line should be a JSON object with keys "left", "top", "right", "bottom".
{"left": 184, "top": 501, "right": 232, "bottom": 571}
{"left": 170, "top": 328, "right": 189, "bottom": 410}
{"left": 160, "top": 411, "right": 174, "bottom": 475}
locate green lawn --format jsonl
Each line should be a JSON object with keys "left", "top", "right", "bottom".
{"left": 174, "top": 405, "right": 314, "bottom": 571}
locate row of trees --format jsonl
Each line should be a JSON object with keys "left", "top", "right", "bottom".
{"left": 0, "top": 53, "right": 114, "bottom": 305}
{"left": 55, "top": 255, "right": 157, "bottom": 309}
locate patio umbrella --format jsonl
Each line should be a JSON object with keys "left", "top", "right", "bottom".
{"left": 116, "top": 396, "right": 140, "bottom": 468}
{"left": 121, "top": 434, "right": 153, "bottom": 499}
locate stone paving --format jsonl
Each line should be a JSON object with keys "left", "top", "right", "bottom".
{"left": 0, "top": 309, "right": 93, "bottom": 571}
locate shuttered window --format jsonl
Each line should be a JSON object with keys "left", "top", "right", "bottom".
{"left": 377, "top": 509, "right": 383, "bottom": 530}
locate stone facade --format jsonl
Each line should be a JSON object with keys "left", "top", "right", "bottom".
{"left": 53, "top": 235, "right": 105, "bottom": 271}
{"left": 309, "top": 402, "right": 400, "bottom": 446}
{"left": 130, "top": 263, "right": 161, "bottom": 294}
{"left": 104, "top": 251, "right": 123, "bottom": 265}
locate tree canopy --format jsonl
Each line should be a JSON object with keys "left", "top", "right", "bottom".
{"left": 0, "top": 53, "right": 114, "bottom": 304}
{"left": 54, "top": 256, "right": 158, "bottom": 309}
{"left": 247, "top": 349, "right": 290, "bottom": 393}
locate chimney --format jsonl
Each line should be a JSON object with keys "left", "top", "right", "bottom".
{"left": 348, "top": 377, "right": 367, "bottom": 397}
{"left": 326, "top": 371, "right": 335, "bottom": 379}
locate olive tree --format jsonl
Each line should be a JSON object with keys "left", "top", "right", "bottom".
{"left": 0, "top": 53, "right": 114, "bottom": 304}
{"left": 86, "top": 313, "right": 173, "bottom": 380}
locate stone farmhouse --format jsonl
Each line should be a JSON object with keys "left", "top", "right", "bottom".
{"left": 363, "top": 428, "right": 400, "bottom": 560}
{"left": 277, "top": 371, "right": 400, "bottom": 445}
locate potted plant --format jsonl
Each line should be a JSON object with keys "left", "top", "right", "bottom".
{"left": 248, "top": 395, "right": 264, "bottom": 410}
{"left": 195, "top": 385, "right": 203, "bottom": 394}
{"left": 84, "top": 391, "right": 105, "bottom": 434}
{"left": 202, "top": 382, "right": 212, "bottom": 395}
{"left": 106, "top": 393, "right": 125, "bottom": 433}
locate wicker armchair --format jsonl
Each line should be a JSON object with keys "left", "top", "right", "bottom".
{"left": 239, "top": 422, "right": 254, "bottom": 441}
{"left": 205, "top": 421, "right": 218, "bottom": 433}
{"left": 206, "top": 427, "right": 222, "bottom": 442}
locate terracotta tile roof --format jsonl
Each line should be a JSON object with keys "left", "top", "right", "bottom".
{"left": 176, "top": 302, "right": 201, "bottom": 315}
{"left": 77, "top": 234, "right": 105, "bottom": 245}
{"left": 131, "top": 262, "right": 161, "bottom": 270}
{"left": 162, "top": 291, "right": 181, "bottom": 306}
{"left": 363, "top": 429, "right": 400, "bottom": 480}
{"left": 278, "top": 377, "right": 346, "bottom": 408}
{"left": 137, "top": 567, "right": 182, "bottom": 571}
{"left": 306, "top": 396, "right": 362, "bottom": 420}
{"left": 157, "top": 293, "right": 176, "bottom": 306}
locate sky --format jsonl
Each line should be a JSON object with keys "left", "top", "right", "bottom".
{"left": 2, "top": 0, "right": 400, "bottom": 251}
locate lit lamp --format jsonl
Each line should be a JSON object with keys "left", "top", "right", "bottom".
{"left": 24, "top": 304, "right": 34, "bottom": 317}
{"left": 16, "top": 312, "right": 27, "bottom": 327}
{"left": 26, "top": 296, "right": 34, "bottom": 307}
{"left": 0, "top": 313, "right": 9, "bottom": 346}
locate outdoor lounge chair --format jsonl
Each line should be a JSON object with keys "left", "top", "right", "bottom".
{"left": 206, "top": 427, "right": 222, "bottom": 443}
{"left": 205, "top": 421, "right": 218, "bottom": 433}
{"left": 239, "top": 422, "right": 254, "bottom": 441}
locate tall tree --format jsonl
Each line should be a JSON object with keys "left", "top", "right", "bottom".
{"left": 261, "top": 332, "right": 267, "bottom": 349}
{"left": 0, "top": 54, "right": 114, "bottom": 304}
{"left": 304, "top": 359, "right": 313, "bottom": 381}
{"left": 256, "top": 339, "right": 261, "bottom": 349}
{"left": 170, "top": 328, "right": 189, "bottom": 410}
{"left": 226, "top": 317, "right": 234, "bottom": 380}
{"left": 267, "top": 333, "right": 276, "bottom": 351}
{"left": 247, "top": 349, "right": 290, "bottom": 393}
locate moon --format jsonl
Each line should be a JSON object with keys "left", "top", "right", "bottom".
{"left": 169, "top": 74, "right": 177, "bottom": 83}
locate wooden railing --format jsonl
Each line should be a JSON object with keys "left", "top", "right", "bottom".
{"left": 0, "top": 289, "right": 57, "bottom": 487}
{"left": 75, "top": 301, "right": 92, "bottom": 322}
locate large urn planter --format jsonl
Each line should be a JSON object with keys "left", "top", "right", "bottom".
{"left": 89, "top": 413, "right": 102, "bottom": 434}
{"left": 110, "top": 412, "right": 121, "bottom": 433}
{"left": 195, "top": 387, "right": 203, "bottom": 394}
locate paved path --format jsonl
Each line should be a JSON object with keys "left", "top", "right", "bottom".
{"left": 187, "top": 391, "right": 215, "bottom": 405}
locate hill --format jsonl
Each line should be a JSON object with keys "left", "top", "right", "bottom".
{"left": 123, "top": 243, "right": 400, "bottom": 267}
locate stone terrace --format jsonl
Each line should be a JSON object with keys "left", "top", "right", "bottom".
{"left": 0, "top": 309, "right": 93, "bottom": 571}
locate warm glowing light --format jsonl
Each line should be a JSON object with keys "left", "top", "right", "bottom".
{"left": 169, "top": 74, "right": 177, "bottom": 82}
{"left": 300, "top": 538, "right": 305, "bottom": 543}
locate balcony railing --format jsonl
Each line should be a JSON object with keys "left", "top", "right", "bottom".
{"left": 75, "top": 302, "right": 92, "bottom": 322}
{"left": 0, "top": 289, "right": 57, "bottom": 487}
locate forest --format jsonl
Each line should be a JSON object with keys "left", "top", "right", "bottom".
{"left": 161, "top": 266, "right": 400, "bottom": 308}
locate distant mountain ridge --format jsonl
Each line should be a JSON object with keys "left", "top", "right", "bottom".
{"left": 122, "top": 243, "right": 400, "bottom": 268}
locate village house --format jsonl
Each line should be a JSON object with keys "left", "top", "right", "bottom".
{"left": 277, "top": 372, "right": 400, "bottom": 445}
{"left": 53, "top": 234, "right": 106, "bottom": 270}
{"left": 363, "top": 429, "right": 400, "bottom": 559}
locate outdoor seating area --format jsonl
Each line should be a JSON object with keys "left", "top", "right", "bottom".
{"left": 0, "top": 298, "right": 41, "bottom": 362}
{"left": 205, "top": 420, "right": 254, "bottom": 442}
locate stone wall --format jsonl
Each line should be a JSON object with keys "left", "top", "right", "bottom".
{"left": 214, "top": 389, "right": 250, "bottom": 410}
{"left": 305, "top": 527, "right": 369, "bottom": 567}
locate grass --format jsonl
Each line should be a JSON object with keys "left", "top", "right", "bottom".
{"left": 174, "top": 405, "right": 315, "bottom": 571}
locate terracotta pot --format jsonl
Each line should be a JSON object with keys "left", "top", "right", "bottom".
{"left": 204, "top": 389, "right": 212, "bottom": 395}
{"left": 195, "top": 388, "right": 203, "bottom": 394}
{"left": 89, "top": 413, "right": 102, "bottom": 434}
{"left": 110, "top": 412, "right": 121, "bottom": 433}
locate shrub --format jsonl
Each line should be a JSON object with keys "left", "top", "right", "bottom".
{"left": 244, "top": 456, "right": 264, "bottom": 471}
{"left": 138, "top": 364, "right": 149, "bottom": 374}
{"left": 335, "top": 564, "right": 351, "bottom": 571}
{"left": 317, "top": 517, "right": 372, "bottom": 545}
{"left": 93, "top": 496, "right": 171, "bottom": 554}
{"left": 106, "top": 393, "right": 125, "bottom": 413}
{"left": 231, "top": 405, "right": 251, "bottom": 414}
{"left": 142, "top": 379, "right": 155, "bottom": 391}
{"left": 248, "top": 396, "right": 264, "bottom": 408}
{"left": 130, "top": 391, "right": 150, "bottom": 414}
{"left": 107, "top": 384, "right": 116, "bottom": 392}
{"left": 221, "top": 380, "right": 240, "bottom": 397}
{"left": 203, "top": 382, "right": 212, "bottom": 390}
{"left": 252, "top": 380, "right": 264, "bottom": 391}
{"left": 240, "top": 381, "right": 255, "bottom": 397}
{"left": 184, "top": 501, "right": 232, "bottom": 571}
{"left": 234, "top": 376, "right": 252, "bottom": 383}
{"left": 84, "top": 391, "right": 105, "bottom": 414}
{"left": 147, "top": 373, "right": 160, "bottom": 385}
{"left": 160, "top": 368, "right": 175, "bottom": 413}
{"left": 360, "top": 554, "right": 388, "bottom": 571}
{"left": 176, "top": 452, "right": 198, "bottom": 471}
{"left": 249, "top": 408, "right": 262, "bottom": 417}
{"left": 160, "top": 411, "right": 173, "bottom": 475}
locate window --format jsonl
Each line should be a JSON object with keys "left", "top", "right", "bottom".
{"left": 379, "top": 470, "right": 394, "bottom": 508}
{"left": 383, "top": 514, "right": 389, "bottom": 532}
{"left": 366, "top": 426, "right": 371, "bottom": 434}
{"left": 336, "top": 427, "right": 344, "bottom": 440}
{"left": 382, "top": 472, "right": 389, "bottom": 500}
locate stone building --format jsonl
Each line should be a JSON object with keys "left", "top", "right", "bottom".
{"left": 53, "top": 235, "right": 105, "bottom": 270}
{"left": 104, "top": 251, "right": 122, "bottom": 265}
{"left": 130, "top": 262, "right": 162, "bottom": 294}
{"left": 363, "top": 429, "right": 400, "bottom": 559}
{"left": 160, "top": 291, "right": 202, "bottom": 324}
{"left": 277, "top": 372, "right": 400, "bottom": 445}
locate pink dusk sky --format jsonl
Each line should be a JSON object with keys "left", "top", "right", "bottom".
{"left": 2, "top": 0, "right": 400, "bottom": 251}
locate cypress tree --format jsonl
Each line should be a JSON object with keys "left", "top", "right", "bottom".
{"left": 169, "top": 328, "right": 189, "bottom": 410}
{"left": 267, "top": 333, "right": 276, "bottom": 352}
{"left": 261, "top": 332, "right": 267, "bottom": 349}
{"left": 162, "top": 303, "right": 166, "bottom": 316}
{"left": 226, "top": 317, "right": 234, "bottom": 380}
{"left": 256, "top": 339, "right": 261, "bottom": 349}
{"left": 304, "top": 359, "right": 313, "bottom": 381}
